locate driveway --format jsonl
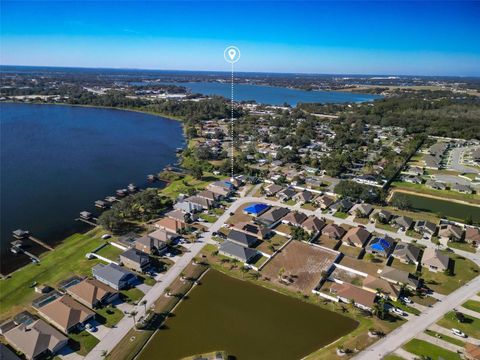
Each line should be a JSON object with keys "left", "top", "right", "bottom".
{"left": 57, "top": 346, "right": 85, "bottom": 360}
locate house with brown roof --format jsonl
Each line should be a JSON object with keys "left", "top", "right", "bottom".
{"left": 66, "top": 278, "right": 117, "bottom": 309}
{"left": 321, "top": 223, "right": 346, "bottom": 240}
{"left": 293, "top": 190, "right": 313, "bottom": 204}
{"left": 392, "top": 242, "right": 422, "bottom": 265}
{"left": 329, "top": 282, "right": 376, "bottom": 311}
{"left": 301, "top": 215, "right": 326, "bottom": 234}
{"left": 465, "top": 227, "right": 480, "bottom": 244}
{"left": 165, "top": 209, "right": 194, "bottom": 223}
{"left": 232, "top": 222, "right": 270, "bottom": 240}
{"left": 349, "top": 203, "right": 373, "bottom": 217}
{"left": 421, "top": 248, "right": 450, "bottom": 272}
{"left": 2, "top": 318, "right": 68, "bottom": 359}
{"left": 281, "top": 211, "right": 308, "bottom": 227}
{"left": 37, "top": 295, "right": 95, "bottom": 333}
{"left": 313, "top": 195, "right": 335, "bottom": 210}
{"left": 362, "top": 275, "right": 400, "bottom": 301}
{"left": 264, "top": 183, "right": 283, "bottom": 196}
{"left": 197, "top": 190, "right": 222, "bottom": 202}
{"left": 465, "top": 343, "right": 480, "bottom": 360}
{"left": 342, "top": 227, "right": 371, "bottom": 247}
{"left": 154, "top": 217, "right": 186, "bottom": 234}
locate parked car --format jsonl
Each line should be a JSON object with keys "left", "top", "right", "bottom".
{"left": 101, "top": 234, "right": 111, "bottom": 239}
{"left": 401, "top": 297, "right": 413, "bottom": 304}
{"left": 391, "top": 307, "right": 406, "bottom": 316}
{"left": 85, "top": 323, "right": 97, "bottom": 333}
{"left": 451, "top": 328, "right": 467, "bottom": 338}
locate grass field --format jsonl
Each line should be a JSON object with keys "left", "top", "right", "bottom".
{"left": 95, "top": 243, "right": 124, "bottom": 261}
{"left": 96, "top": 306, "right": 125, "bottom": 327}
{"left": 424, "top": 329, "right": 466, "bottom": 347}
{"left": 402, "top": 339, "right": 461, "bottom": 360}
{"left": 448, "top": 241, "right": 477, "bottom": 253}
{"left": 437, "top": 311, "right": 480, "bottom": 338}
{"left": 121, "top": 287, "right": 146, "bottom": 303}
{"left": 462, "top": 300, "right": 480, "bottom": 314}
{"left": 0, "top": 229, "right": 106, "bottom": 320}
{"left": 69, "top": 329, "right": 100, "bottom": 356}
{"left": 160, "top": 173, "right": 224, "bottom": 199}
{"left": 334, "top": 211, "right": 349, "bottom": 219}
{"left": 420, "top": 253, "right": 479, "bottom": 295}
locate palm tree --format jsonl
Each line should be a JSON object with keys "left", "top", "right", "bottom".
{"left": 220, "top": 258, "right": 229, "bottom": 267}
{"left": 128, "top": 310, "right": 138, "bottom": 329}
{"left": 140, "top": 300, "right": 147, "bottom": 313}
{"left": 240, "top": 267, "right": 249, "bottom": 278}
{"left": 164, "top": 287, "right": 172, "bottom": 297}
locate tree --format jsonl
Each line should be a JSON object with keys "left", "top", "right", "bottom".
{"left": 164, "top": 287, "right": 172, "bottom": 296}
{"left": 392, "top": 194, "right": 411, "bottom": 210}
{"left": 128, "top": 310, "right": 138, "bottom": 329}
{"left": 140, "top": 300, "right": 147, "bottom": 313}
{"left": 278, "top": 267, "right": 286, "bottom": 279}
{"left": 191, "top": 165, "right": 203, "bottom": 180}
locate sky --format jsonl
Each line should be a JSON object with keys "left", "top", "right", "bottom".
{"left": 1, "top": 1, "right": 480, "bottom": 76}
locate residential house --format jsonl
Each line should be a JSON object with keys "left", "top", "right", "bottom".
{"left": 66, "top": 278, "right": 117, "bottom": 309}
{"left": 174, "top": 196, "right": 209, "bottom": 213}
{"left": 243, "top": 203, "right": 270, "bottom": 217}
{"left": 366, "top": 237, "right": 396, "bottom": 257}
{"left": 2, "top": 319, "right": 67, "bottom": 359}
{"left": 293, "top": 190, "right": 313, "bottom": 204}
{"left": 425, "top": 179, "right": 447, "bottom": 190}
{"left": 165, "top": 209, "right": 195, "bottom": 223}
{"left": 372, "top": 210, "right": 393, "bottom": 223}
{"left": 465, "top": 227, "right": 480, "bottom": 245}
{"left": 421, "top": 248, "right": 450, "bottom": 272}
{"left": 277, "top": 187, "right": 297, "bottom": 201}
{"left": 342, "top": 227, "right": 371, "bottom": 247}
{"left": 264, "top": 183, "right": 283, "bottom": 196}
{"left": 257, "top": 207, "right": 290, "bottom": 228}
{"left": 207, "top": 180, "right": 235, "bottom": 197}
{"left": 321, "top": 224, "right": 346, "bottom": 240}
{"left": 452, "top": 183, "right": 474, "bottom": 194}
{"left": 197, "top": 190, "right": 222, "bottom": 203}
{"left": 301, "top": 215, "right": 326, "bottom": 234}
{"left": 119, "top": 248, "right": 150, "bottom": 273}
{"left": 330, "top": 198, "right": 354, "bottom": 213}
{"left": 313, "top": 195, "right": 335, "bottom": 210}
{"left": 227, "top": 229, "right": 258, "bottom": 248}
{"left": 154, "top": 217, "right": 186, "bottom": 234}
{"left": 380, "top": 267, "right": 420, "bottom": 290}
{"left": 281, "top": 211, "right": 308, "bottom": 227}
{"left": 414, "top": 220, "right": 437, "bottom": 236}
{"left": 438, "top": 224, "right": 464, "bottom": 241}
{"left": 329, "top": 282, "right": 376, "bottom": 312}
{"left": 349, "top": 203, "right": 373, "bottom": 218}
{"left": 37, "top": 295, "right": 95, "bottom": 333}
{"left": 232, "top": 222, "right": 270, "bottom": 240}
{"left": 393, "top": 216, "right": 414, "bottom": 230}
{"left": 218, "top": 241, "right": 257, "bottom": 263}
{"left": 362, "top": 275, "right": 400, "bottom": 301}
{"left": 392, "top": 243, "right": 422, "bottom": 265}
{"left": 92, "top": 263, "right": 137, "bottom": 290}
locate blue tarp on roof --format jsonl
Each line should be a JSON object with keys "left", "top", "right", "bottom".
{"left": 244, "top": 203, "right": 270, "bottom": 216}
{"left": 370, "top": 238, "right": 391, "bottom": 252}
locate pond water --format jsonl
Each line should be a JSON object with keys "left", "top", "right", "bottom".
{"left": 0, "top": 103, "right": 184, "bottom": 274}
{"left": 138, "top": 270, "right": 358, "bottom": 360}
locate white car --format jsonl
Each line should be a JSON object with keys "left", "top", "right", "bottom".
{"left": 401, "top": 297, "right": 413, "bottom": 304}
{"left": 451, "top": 328, "right": 466, "bottom": 338}
{"left": 85, "top": 323, "right": 97, "bottom": 333}
{"left": 391, "top": 307, "right": 406, "bottom": 316}
{"left": 101, "top": 234, "right": 111, "bottom": 239}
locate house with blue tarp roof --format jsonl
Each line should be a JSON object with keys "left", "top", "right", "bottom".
{"left": 366, "top": 237, "right": 396, "bottom": 257}
{"left": 243, "top": 203, "right": 270, "bottom": 216}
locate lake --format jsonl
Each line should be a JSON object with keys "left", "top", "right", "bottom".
{"left": 0, "top": 103, "right": 184, "bottom": 274}
{"left": 138, "top": 81, "right": 382, "bottom": 106}
{"left": 392, "top": 193, "right": 480, "bottom": 222}
{"left": 138, "top": 270, "right": 358, "bottom": 360}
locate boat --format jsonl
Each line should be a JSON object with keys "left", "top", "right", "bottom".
{"left": 147, "top": 174, "right": 157, "bottom": 182}
{"left": 116, "top": 189, "right": 128, "bottom": 197}
{"left": 127, "top": 183, "right": 138, "bottom": 192}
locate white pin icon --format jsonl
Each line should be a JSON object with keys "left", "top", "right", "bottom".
{"left": 224, "top": 46, "right": 240, "bottom": 64}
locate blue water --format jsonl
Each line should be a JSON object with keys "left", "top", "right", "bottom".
{"left": 0, "top": 103, "right": 184, "bottom": 273}
{"left": 158, "top": 82, "right": 381, "bottom": 106}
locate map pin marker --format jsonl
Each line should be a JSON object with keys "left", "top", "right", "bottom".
{"left": 228, "top": 49, "right": 236, "bottom": 60}
{"left": 224, "top": 46, "right": 240, "bottom": 64}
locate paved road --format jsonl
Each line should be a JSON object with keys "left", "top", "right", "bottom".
{"left": 448, "top": 147, "right": 479, "bottom": 174}
{"left": 83, "top": 194, "right": 479, "bottom": 360}
{"left": 352, "top": 275, "right": 480, "bottom": 360}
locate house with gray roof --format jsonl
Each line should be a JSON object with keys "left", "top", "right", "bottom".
{"left": 393, "top": 216, "right": 414, "bottom": 230}
{"left": 414, "top": 220, "right": 437, "bottom": 236}
{"left": 119, "top": 248, "right": 151, "bottom": 273}
{"left": 227, "top": 229, "right": 258, "bottom": 248}
{"left": 331, "top": 198, "right": 354, "bottom": 212}
{"left": 257, "top": 207, "right": 290, "bottom": 228}
{"left": 0, "top": 344, "right": 21, "bottom": 360}
{"left": 219, "top": 241, "right": 257, "bottom": 263}
{"left": 277, "top": 187, "right": 297, "bottom": 201}
{"left": 349, "top": 203, "right": 373, "bottom": 217}
{"left": 92, "top": 263, "right": 137, "bottom": 290}
{"left": 392, "top": 243, "right": 422, "bottom": 265}
{"left": 380, "top": 267, "right": 420, "bottom": 290}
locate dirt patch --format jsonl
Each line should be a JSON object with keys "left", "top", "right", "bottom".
{"left": 262, "top": 241, "right": 338, "bottom": 293}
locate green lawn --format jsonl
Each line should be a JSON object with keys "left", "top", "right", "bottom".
{"left": 285, "top": 199, "right": 296, "bottom": 206}
{"left": 0, "top": 229, "right": 106, "bottom": 320}
{"left": 96, "top": 306, "right": 125, "bottom": 327}
{"left": 410, "top": 294, "right": 438, "bottom": 307}
{"left": 69, "top": 330, "right": 100, "bottom": 356}
{"left": 334, "top": 211, "right": 349, "bottom": 219}
{"left": 462, "top": 300, "right": 480, "bottom": 314}
{"left": 121, "top": 287, "right": 145, "bottom": 303}
{"left": 424, "top": 329, "right": 466, "bottom": 347}
{"left": 250, "top": 255, "right": 269, "bottom": 269}
{"left": 437, "top": 311, "right": 480, "bottom": 338}
{"left": 198, "top": 213, "right": 217, "bottom": 223}
{"left": 375, "top": 222, "right": 398, "bottom": 233}
{"left": 447, "top": 241, "right": 477, "bottom": 253}
{"left": 160, "top": 173, "right": 224, "bottom": 199}
{"left": 420, "top": 253, "right": 479, "bottom": 295}
{"left": 95, "top": 243, "right": 124, "bottom": 261}
{"left": 405, "top": 229, "right": 421, "bottom": 239}
{"left": 301, "top": 203, "right": 317, "bottom": 211}
{"left": 402, "top": 339, "right": 461, "bottom": 360}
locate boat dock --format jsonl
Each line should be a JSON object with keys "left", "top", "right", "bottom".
{"left": 76, "top": 211, "right": 98, "bottom": 226}
{"left": 10, "top": 240, "right": 41, "bottom": 263}
{"left": 12, "top": 229, "right": 53, "bottom": 251}
{"left": 29, "top": 236, "right": 54, "bottom": 251}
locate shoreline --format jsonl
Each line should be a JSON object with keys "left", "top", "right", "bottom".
{"left": 0, "top": 102, "right": 188, "bottom": 276}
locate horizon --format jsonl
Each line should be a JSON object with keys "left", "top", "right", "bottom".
{"left": 1, "top": 1, "right": 480, "bottom": 77}
{"left": 2, "top": 64, "right": 480, "bottom": 79}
